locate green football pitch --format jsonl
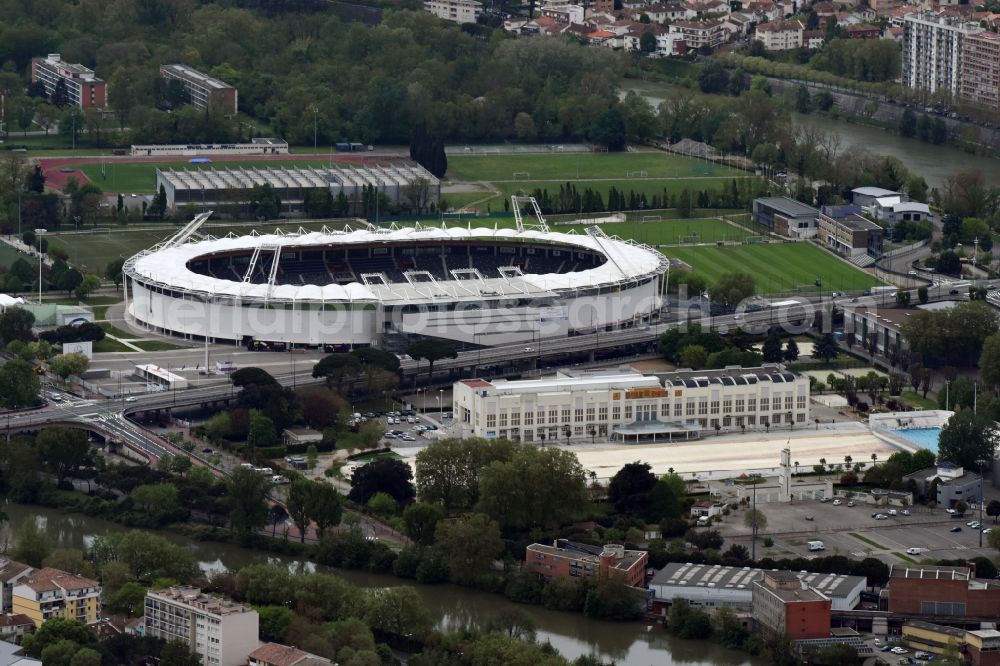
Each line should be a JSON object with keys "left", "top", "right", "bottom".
{"left": 664, "top": 244, "right": 882, "bottom": 294}
{"left": 446, "top": 152, "right": 741, "bottom": 181}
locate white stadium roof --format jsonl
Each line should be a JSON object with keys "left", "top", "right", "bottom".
{"left": 126, "top": 224, "right": 667, "bottom": 304}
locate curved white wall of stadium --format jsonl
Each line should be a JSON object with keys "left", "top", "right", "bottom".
{"left": 123, "top": 226, "right": 667, "bottom": 347}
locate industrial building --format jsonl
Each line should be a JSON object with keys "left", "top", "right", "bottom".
{"left": 887, "top": 564, "right": 1000, "bottom": 619}
{"left": 144, "top": 586, "right": 259, "bottom": 666}
{"left": 751, "top": 570, "right": 832, "bottom": 640}
{"left": 159, "top": 64, "right": 237, "bottom": 114}
{"left": 31, "top": 54, "right": 105, "bottom": 109}
{"left": 453, "top": 365, "right": 809, "bottom": 443}
{"left": 648, "top": 563, "right": 865, "bottom": 618}
{"left": 526, "top": 540, "right": 648, "bottom": 588}
{"left": 154, "top": 164, "right": 441, "bottom": 213}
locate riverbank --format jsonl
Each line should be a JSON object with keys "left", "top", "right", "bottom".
{"left": 6, "top": 502, "right": 759, "bottom": 666}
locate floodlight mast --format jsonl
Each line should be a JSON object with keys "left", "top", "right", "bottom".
{"left": 510, "top": 195, "right": 549, "bottom": 233}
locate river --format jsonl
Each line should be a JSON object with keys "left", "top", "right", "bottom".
{"left": 624, "top": 81, "right": 1000, "bottom": 189}
{"left": 7, "top": 503, "right": 759, "bottom": 666}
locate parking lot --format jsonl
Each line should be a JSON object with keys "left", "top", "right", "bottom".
{"left": 352, "top": 409, "right": 447, "bottom": 449}
{"left": 716, "top": 497, "right": 997, "bottom": 564}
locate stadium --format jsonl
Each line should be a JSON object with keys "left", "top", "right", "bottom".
{"left": 122, "top": 205, "right": 670, "bottom": 349}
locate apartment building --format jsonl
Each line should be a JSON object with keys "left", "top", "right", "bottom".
{"left": 144, "top": 587, "right": 259, "bottom": 666}
{"left": 453, "top": 365, "right": 810, "bottom": 444}
{"left": 902, "top": 12, "right": 981, "bottom": 96}
{"left": 752, "top": 570, "right": 832, "bottom": 640}
{"left": 30, "top": 54, "right": 105, "bottom": 109}
{"left": 11, "top": 568, "right": 101, "bottom": 628}
{"left": 159, "top": 65, "right": 237, "bottom": 114}
{"left": 526, "top": 541, "right": 648, "bottom": 587}
{"left": 961, "top": 31, "right": 1000, "bottom": 110}
{"left": 755, "top": 19, "right": 804, "bottom": 50}
{"left": 424, "top": 0, "right": 483, "bottom": 23}
{"left": 0, "top": 560, "right": 32, "bottom": 614}
{"left": 668, "top": 19, "right": 728, "bottom": 48}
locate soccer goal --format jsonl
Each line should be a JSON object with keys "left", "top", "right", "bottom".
{"left": 641, "top": 215, "right": 661, "bottom": 224}
{"left": 626, "top": 170, "right": 649, "bottom": 178}
{"left": 512, "top": 171, "right": 530, "bottom": 180}
{"left": 743, "top": 235, "right": 767, "bottom": 244}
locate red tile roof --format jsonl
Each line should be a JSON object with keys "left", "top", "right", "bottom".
{"left": 461, "top": 379, "right": 492, "bottom": 388}
{"left": 249, "top": 643, "right": 331, "bottom": 666}
{"left": 20, "top": 568, "right": 99, "bottom": 594}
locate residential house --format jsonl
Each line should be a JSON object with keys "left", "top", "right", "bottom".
{"left": 870, "top": 0, "right": 901, "bottom": 15}
{"left": 624, "top": 24, "right": 689, "bottom": 55}
{"left": 0, "top": 562, "right": 32, "bottom": 614}
{"left": 0, "top": 616, "right": 33, "bottom": 643}
{"left": 689, "top": 500, "right": 725, "bottom": 518}
{"left": 804, "top": 29, "right": 826, "bottom": 47}
{"left": 723, "top": 12, "right": 754, "bottom": 36}
{"left": 844, "top": 22, "right": 881, "bottom": 38}
{"left": 248, "top": 643, "right": 333, "bottom": 666}
{"left": 755, "top": 19, "right": 805, "bottom": 49}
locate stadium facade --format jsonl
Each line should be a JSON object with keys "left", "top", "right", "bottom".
{"left": 123, "top": 218, "right": 669, "bottom": 349}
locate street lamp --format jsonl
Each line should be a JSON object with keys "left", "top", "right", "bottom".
{"left": 312, "top": 106, "right": 318, "bottom": 152}
{"left": 978, "top": 459, "right": 989, "bottom": 548}
{"left": 750, "top": 472, "right": 761, "bottom": 560}
{"left": 438, "top": 389, "right": 443, "bottom": 415}
{"left": 35, "top": 229, "right": 46, "bottom": 304}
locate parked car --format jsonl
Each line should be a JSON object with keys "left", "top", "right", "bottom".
{"left": 906, "top": 547, "right": 923, "bottom": 555}
{"left": 983, "top": 528, "right": 992, "bottom": 534}
{"left": 875, "top": 514, "right": 889, "bottom": 520}
{"left": 383, "top": 433, "right": 397, "bottom": 439}
{"left": 951, "top": 526, "right": 962, "bottom": 532}
{"left": 890, "top": 647, "right": 909, "bottom": 655}
{"left": 423, "top": 424, "right": 438, "bottom": 430}
{"left": 901, "top": 509, "right": 910, "bottom": 515}
{"left": 847, "top": 501, "right": 855, "bottom": 507}
{"left": 400, "top": 435, "right": 416, "bottom": 442}
{"left": 832, "top": 499, "right": 842, "bottom": 506}
{"left": 202, "top": 448, "right": 214, "bottom": 454}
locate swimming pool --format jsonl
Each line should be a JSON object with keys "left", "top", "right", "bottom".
{"left": 888, "top": 427, "right": 941, "bottom": 453}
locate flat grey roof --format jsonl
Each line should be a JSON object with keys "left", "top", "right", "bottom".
{"left": 755, "top": 196, "right": 819, "bottom": 218}
{"left": 890, "top": 564, "right": 970, "bottom": 580}
{"left": 161, "top": 64, "right": 234, "bottom": 90}
{"left": 651, "top": 563, "right": 865, "bottom": 600}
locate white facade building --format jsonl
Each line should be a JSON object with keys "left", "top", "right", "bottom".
{"left": 452, "top": 366, "right": 809, "bottom": 443}
{"left": 902, "top": 11, "right": 981, "bottom": 96}
{"left": 649, "top": 563, "right": 865, "bottom": 614}
{"left": 424, "top": 0, "right": 482, "bottom": 22}
{"left": 144, "top": 587, "right": 259, "bottom": 666}
{"left": 755, "top": 19, "right": 804, "bottom": 50}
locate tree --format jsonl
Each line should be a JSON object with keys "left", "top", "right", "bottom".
{"left": 36, "top": 427, "right": 90, "bottom": 481}
{"left": 159, "top": 640, "right": 203, "bottom": 666}
{"left": 363, "top": 586, "right": 431, "bottom": 640}
{"left": 226, "top": 467, "right": 271, "bottom": 536}
{"left": 69, "top": 647, "right": 102, "bottom": 666}
{"left": 13, "top": 518, "right": 53, "bottom": 567}
{"left": 608, "top": 462, "right": 657, "bottom": 515}
{"left": 639, "top": 30, "right": 657, "bottom": 54}
{"left": 249, "top": 183, "right": 281, "bottom": 220}
{"left": 434, "top": 512, "right": 503, "bottom": 586}
{"left": 414, "top": 438, "right": 521, "bottom": 513}
{"left": 49, "top": 352, "right": 90, "bottom": 381}
{"left": 980, "top": 333, "right": 1000, "bottom": 390}
{"left": 794, "top": 85, "right": 811, "bottom": 114}
{"left": 348, "top": 458, "right": 416, "bottom": 506}
{"left": 784, "top": 338, "right": 800, "bottom": 362}
{"left": 710, "top": 272, "right": 755, "bottom": 309}
{"left": 105, "top": 581, "right": 148, "bottom": 617}
{"left": 74, "top": 274, "right": 100, "bottom": 301}
{"left": 900, "top": 108, "right": 917, "bottom": 138}
{"left": 407, "top": 339, "right": 457, "bottom": 382}
{"left": 306, "top": 482, "right": 342, "bottom": 539}
{"left": 918, "top": 285, "right": 929, "bottom": 304}
{"left": 0, "top": 359, "right": 41, "bottom": 408}
{"left": 987, "top": 499, "right": 1000, "bottom": 524}
{"left": 744, "top": 508, "right": 768, "bottom": 533}
{"left": 814, "top": 333, "right": 839, "bottom": 363}
{"left": 0, "top": 308, "right": 35, "bottom": 344}
{"left": 762, "top": 330, "right": 783, "bottom": 363}
{"left": 247, "top": 410, "right": 278, "bottom": 452}
{"left": 937, "top": 250, "right": 961, "bottom": 276}
{"left": 646, "top": 474, "right": 687, "bottom": 522}
{"left": 287, "top": 479, "right": 313, "bottom": 543}
{"left": 403, "top": 502, "right": 445, "bottom": 547}
{"left": 938, "top": 410, "right": 996, "bottom": 470}
{"left": 679, "top": 344, "right": 708, "bottom": 369}
{"left": 22, "top": 619, "right": 96, "bottom": 658}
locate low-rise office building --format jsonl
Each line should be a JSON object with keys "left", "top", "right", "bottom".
{"left": 903, "top": 462, "right": 982, "bottom": 508}
{"left": 144, "top": 586, "right": 259, "bottom": 666}
{"left": 751, "top": 197, "right": 818, "bottom": 239}
{"left": 967, "top": 629, "right": 1000, "bottom": 666}
{"left": 526, "top": 540, "right": 648, "bottom": 587}
{"left": 751, "top": 570, "right": 831, "bottom": 640}
{"left": 888, "top": 564, "right": 1000, "bottom": 619}
{"left": 159, "top": 64, "right": 237, "bottom": 114}
{"left": 852, "top": 186, "right": 904, "bottom": 209}
{"left": 902, "top": 620, "right": 967, "bottom": 655}
{"left": 648, "top": 563, "right": 865, "bottom": 619}
{"left": 11, "top": 568, "right": 101, "bottom": 627}
{"left": 817, "top": 205, "right": 883, "bottom": 259}
{"left": 453, "top": 366, "right": 810, "bottom": 443}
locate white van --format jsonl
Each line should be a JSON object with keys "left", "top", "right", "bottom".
{"left": 808, "top": 540, "right": 825, "bottom": 551}
{"left": 697, "top": 515, "right": 711, "bottom": 527}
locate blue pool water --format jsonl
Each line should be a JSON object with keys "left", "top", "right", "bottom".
{"left": 889, "top": 427, "right": 941, "bottom": 453}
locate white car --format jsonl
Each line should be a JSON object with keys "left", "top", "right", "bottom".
{"left": 906, "top": 547, "right": 923, "bottom": 555}
{"left": 947, "top": 508, "right": 957, "bottom": 514}
{"left": 891, "top": 647, "right": 909, "bottom": 655}
{"left": 124, "top": 396, "right": 138, "bottom": 402}
{"left": 399, "top": 435, "right": 416, "bottom": 442}
{"left": 967, "top": 520, "right": 978, "bottom": 527}
{"left": 832, "top": 499, "right": 842, "bottom": 506}
{"left": 875, "top": 514, "right": 889, "bottom": 520}
{"left": 970, "top": 521, "right": 982, "bottom": 529}
{"left": 983, "top": 528, "right": 992, "bottom": 534}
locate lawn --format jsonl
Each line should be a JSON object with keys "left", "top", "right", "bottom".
{"left": 0, "top": 243, "right": 36, "bottom": 273}
{"left": 664, "top": 243, "right": 882, "bottom": 294}
{"left": 848, "top": 532, "right": 886, "bottom": 549}
{"left": 446, "top": 152, "right": 743, "bottom": 181}
{"left": 562, "top": 218, "right": 759, "bottom": 245}
{"left": 131, "top": 340, "right": 185, "bottom": 351}
{"left": 93, "top": 337, "right": 132, "bottom": 353}
{"left": 77, "top": 158, "right": 360, "bottom": 194}
{"left": 493, "top": 177, "right": 745, "bottom": 206}
{"left": 48, "top": 220, "right": 351, "bottom": 274}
